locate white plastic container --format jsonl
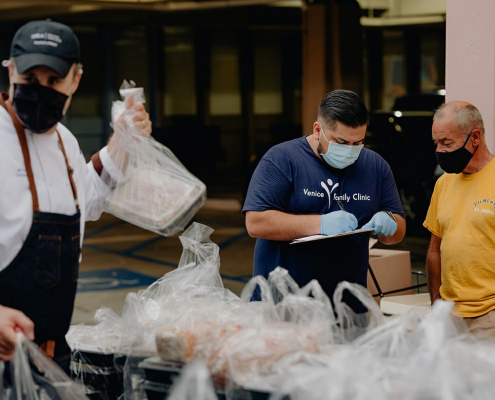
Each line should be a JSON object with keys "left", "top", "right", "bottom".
{"left": 104, "top": 166, "right": 206, "bottom": 236}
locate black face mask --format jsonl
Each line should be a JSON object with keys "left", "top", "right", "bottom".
{"left": 12, "top": 83, "right": 68, "bottom": 134}
{"left": 436, "top": 130, "right": 477, "bottom": 174}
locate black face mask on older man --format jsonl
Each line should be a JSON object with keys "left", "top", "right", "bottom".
{"left": 435, "top": 130, "right": 478, "bottom": 174}
{"left": 12, "top": 83, "right": 68, "bottom": 134}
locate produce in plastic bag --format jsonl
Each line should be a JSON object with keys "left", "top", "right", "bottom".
{"left": 0, "top": 333, "right": 88, "bottom": 400}
{"left": 103, "top": 80, "right": 206, "bottom": 236}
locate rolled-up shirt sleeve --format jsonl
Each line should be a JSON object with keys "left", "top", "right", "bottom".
{"left": 99, "top": 146, "right": 126, "bottom": 183}
{"left": 81, "top": 153, "right": 110, "bottom": 222}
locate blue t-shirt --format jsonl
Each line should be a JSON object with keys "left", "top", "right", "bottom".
{"left": 242, "top": 136, "right": 404, "bottom": 311}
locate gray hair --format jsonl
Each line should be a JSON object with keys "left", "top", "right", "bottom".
{"left": 434, "top": 102, "right": 485, "bottom": 136}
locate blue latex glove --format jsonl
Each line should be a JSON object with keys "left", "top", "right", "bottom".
{"left": 362, "top": 211, "right": 397, "bottom": 236}
{"left": 320, "top": 211, "right": 358, "bottom": 236}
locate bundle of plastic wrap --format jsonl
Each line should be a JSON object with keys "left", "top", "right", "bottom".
{"left": 0, "top": 333, "right": 88, "bottom": 400}
{"left": 102, "top": 80, "right": 206, "bottom": 236}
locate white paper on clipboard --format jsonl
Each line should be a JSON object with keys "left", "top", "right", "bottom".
{"left": 290, "top": 228, "right": 375, "bottom": 245}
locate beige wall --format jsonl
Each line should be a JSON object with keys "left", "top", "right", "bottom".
{"left": 446, "top": 0, "right": 495, "bottom": 152}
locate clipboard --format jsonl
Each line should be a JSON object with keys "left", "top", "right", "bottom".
{"left": 290, "top": 228, "right": 374, "bottom": 245}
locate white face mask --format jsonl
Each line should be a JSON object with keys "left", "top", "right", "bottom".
{"left": 320, "top": 127, "right": 363, "bottom": 169}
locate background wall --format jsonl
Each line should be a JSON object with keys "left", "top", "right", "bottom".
{"left": 446, "top": 0, "right": 495, "bottom": 152}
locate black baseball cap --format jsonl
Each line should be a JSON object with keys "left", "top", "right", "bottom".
{"left": 10, "top": 20, "right": 80, "bottom": 78}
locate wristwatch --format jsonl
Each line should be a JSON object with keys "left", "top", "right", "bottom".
{"left": 384, "top": 211, "right": 397, "bottom": 222}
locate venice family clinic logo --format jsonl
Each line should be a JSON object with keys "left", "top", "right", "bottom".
{"left": 321, "top": 179, "right": 339, "bottom": 209}
{"left": 303, "top": 179, "right": 339, "bottom": 209}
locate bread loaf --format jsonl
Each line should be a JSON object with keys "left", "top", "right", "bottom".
{"left": 208, "top": 322, "right": 322, "bottom": 389}
{"left": 155, "top": 328, "right": 196, "bottom": 363}
{"left": 155, "top": 323, "right": 242, "bottom": 364}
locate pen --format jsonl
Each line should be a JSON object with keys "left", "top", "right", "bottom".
{"left": 336, "top": 199, "right": 345, "bottom": 211}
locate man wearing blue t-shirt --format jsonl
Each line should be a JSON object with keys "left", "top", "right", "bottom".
{"left": 243, "top": 90, "right": 406, "bottom": 311}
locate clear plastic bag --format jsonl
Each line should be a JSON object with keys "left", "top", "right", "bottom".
{"left": 103, "top": 80, "right": 206, "bottom": 236}
{"left": 70, "top": 352, "right": 123, "bottom": 400}
{"left": 268, "top": 301, "right": 495, "bottom": 400}
{"left": 206, "top": 269, "right": 337, "bottom": 393}
{"left": 167, "top": 360, "right": 219, "bottom": 400}
{"left": 332, "top": 281, "right": 385, "bottom": 344}
{"left": 0, "top": 333, "right": 88, "bottom": 400}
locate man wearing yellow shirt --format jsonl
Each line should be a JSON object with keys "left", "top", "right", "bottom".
{"left": 424, "top": 101, "right": 495, "bottom": 335}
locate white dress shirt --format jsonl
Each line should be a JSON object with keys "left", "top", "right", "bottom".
{"left": 0, "top": 105, "right": 116, "bottom": 271}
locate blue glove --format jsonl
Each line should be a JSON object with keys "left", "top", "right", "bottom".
{"left": 362, "top": 212, "right": 397, "bottom": 236}
{"left": 320, "top": 211, "right": 358, "bottom": 236}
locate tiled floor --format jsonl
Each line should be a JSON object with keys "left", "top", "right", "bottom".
{"left": 73, "top": 199, "right": 430, "bottom": 325}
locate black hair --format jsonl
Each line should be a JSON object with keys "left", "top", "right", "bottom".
{"left": 317, "top": 89, "right": 369, "bottom": 129}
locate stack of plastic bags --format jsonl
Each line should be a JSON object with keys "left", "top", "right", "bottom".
{"left": 265, "top": 300, "right": 495, "bottom": 400}
{"left": 67, "top": 221, "right": 495, "bottom": 400}
{"left": 67, "top": 223, "right": 241, "bottom": 399}
{"left": 69, "top": 222, "right": 387, "bottom": 399}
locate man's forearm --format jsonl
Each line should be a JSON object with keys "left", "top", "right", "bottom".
{"left": 377, "top": 214, "right": 406, "bottom": 245}
{"left": 90, "top": 151, "right": 103, "bottom": 176}
{"left": 426, "top": 235, "right": 442, "bottom": 303}
{"left": 245, "top": 210, "right": 321, "bottom": 241}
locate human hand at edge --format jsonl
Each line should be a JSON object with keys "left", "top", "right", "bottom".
{"left": 123, "top": 93, "right": 152, "bottom": 138}
{"left": 361, "top": 211, "right": 397, "bottom": 236}
{"left": 0, "top": 305, "right": 34, "bottom": 361}
{"left": 106, "top": 93, "right": 153, "bottom": 173}
{"left": 321, "top": 210, "right": 358, "bottom": 236}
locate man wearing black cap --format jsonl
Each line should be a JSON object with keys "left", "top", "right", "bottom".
{"left": 0, "top": 20, "right": 152, "bottom": 369}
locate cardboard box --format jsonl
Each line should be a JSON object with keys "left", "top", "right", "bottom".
{"left": 380, "top": 293, "right": 431, "bottom": 316}
{"left": 367, "top": 249, "right": 413, "bottom": 304}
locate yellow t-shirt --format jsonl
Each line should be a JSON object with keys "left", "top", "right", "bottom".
{"left": 424, "top": 158, "right": 495, "bottom": 318}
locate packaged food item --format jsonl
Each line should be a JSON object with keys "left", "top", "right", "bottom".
{"left": 104, "top": 166, "right": 205, "bottom": 235}
{"left": 102, "top": 80, "right": 206, "bottom": 236}
{"left": 207, "top": 322, "right": 322, "bottom": 389}
{"left": 155, "top": 328, "right": 196, "bottom": 363}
